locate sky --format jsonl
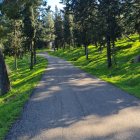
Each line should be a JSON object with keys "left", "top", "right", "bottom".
{"left": 47, "top": 0, "right": 64, "bottom": 11}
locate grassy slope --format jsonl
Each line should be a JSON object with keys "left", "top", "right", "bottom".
{"left": 49, "top": 35, "right": 140, "bottom": 97}
{"left": 0, "top": 55, "right": 47, "bottom": 140}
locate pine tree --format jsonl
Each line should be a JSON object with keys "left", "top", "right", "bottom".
{"left": 63, "top": 9, "right": 74, "bottom": 48}
{"left": 2, "top": 0, "right": 23, "bottom": 69}
{"left": 54, "top": 6, "right": 64, "bottom": 50}
{"left": 23, "top": 1, "right": 36, "bottom": 70}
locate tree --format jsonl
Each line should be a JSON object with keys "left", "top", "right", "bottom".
{"left": 0, "top": 17, "right": 11, "bottom": 95}
{"left": 98, "top": 0, "right": 122, "bottom": 67}
{"left": 23, "top": 1, "right": 36, "bottom": 70}
{"left": 63, "top": 9, "right": 74, "bottom": 49}
{"left": 39, "top": 10, "right": 55, "bottom": 46}
{"left": 2, "top": 0, "right": 23, "bottom": 70}
{"left": 54, "top": 6, "right": 64, "bottom": 50}
{"left": 122, "top": 0, "right": 140, "bottom": 41}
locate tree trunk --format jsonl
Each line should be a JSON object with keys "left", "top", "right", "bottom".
{"left": 95, "top": 41, "right": 98, "bottom": 48}
{"left": 14, "top": 53, "right": 17, "bottom": 70}
{"left": 33, "top": 41, "right": 36, "bottom": 65}
{"left": 84, "top": 45, "right": 86, "bottom": 55}
{"left": 112, "top": 40, "right": 117, "bottom": 65}
{"left": 30, "top": 40, "right": 34, "bottom": 70}
{"left": 85, "top": 45, "right": 88, "bottom": 60}
{"left": 14, "top": 20, "right": 18, "bottom": 70}
{"left": 106, "top": 35, "right": 112, "bottom": 68}
{"left": 0, "top": 49, "right": 10, "bottom": 95}
{"left": 63, "top": 43, "right": 66, "bottom": 50}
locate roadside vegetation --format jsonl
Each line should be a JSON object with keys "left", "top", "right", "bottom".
{"left": 49, "top": 34, "right": 140, "bottom": 97}
{"left": 0, "top": 55, "right": 47, "bottom": 140}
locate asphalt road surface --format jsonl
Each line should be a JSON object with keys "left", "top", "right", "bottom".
{"left": 6, "top": 53, "right": 140, "bottom": 140}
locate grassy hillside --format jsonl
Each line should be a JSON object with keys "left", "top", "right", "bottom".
{"left": 0, "top": 55, "right": 47, "bottom": 140}
{"left": 49, "top": 35, "right": 140, "bottom": 98}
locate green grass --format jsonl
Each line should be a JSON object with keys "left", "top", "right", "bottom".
{"left": 0, "top": 55, "right": 48, "bottom": 140}
{"left": 49, "top": 34, "right": 140, "bottom": 98}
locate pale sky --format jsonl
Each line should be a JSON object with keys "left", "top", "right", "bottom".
{"left": 47, "top": 0, "right": 64, "bottom": 11}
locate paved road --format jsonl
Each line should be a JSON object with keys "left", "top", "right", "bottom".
{"left": 6, "top": 53, "right": 140, "bottom": 140}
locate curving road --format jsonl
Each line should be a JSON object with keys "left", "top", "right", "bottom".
{"left": 6, "top": 53, "right": 140, "bottom": 140}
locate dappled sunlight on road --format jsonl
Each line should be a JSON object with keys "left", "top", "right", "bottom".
{"left": 26, "top": 106, "right": 140, "bottom": 140}
{"left": 32, "top": 86, "right": 61, "bottom": 101}
{"left": 68, "top": 77, "right": 105, "bottom": 87}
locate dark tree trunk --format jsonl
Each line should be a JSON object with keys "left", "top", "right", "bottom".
{"left": 106, "top": 35, "right": 112, "bottom": 68}
{"left": 14, "top": 53, "right": 17, "bottom": 70}
{"left": 106, "top": 3, "right": 112, "bottom": 68}
{"left": 73, "top": 41, "right": 76, "bottom": 48}
{"left": 0, "top": 49, "right": 10, "bottom": 95}
{"left": 84, "top": 45, "right": 86, "bottom": 55}
{"left": 63, "top": 43, "right": 66, "bottom": 50}
{"left": 14, "top": 20, "right": 18, "bottom": 70}
{"left": 95, "top": 41, "right": 98, "bottom": 48}
{"left": 85, "top": 45, "right": 88, "bottom": 60}
{"left": 98, "top": 44, "right": 102, "bottom": 53}
{"left": 33, "top": 41, "right": 36, "bottom": 65}
{"left": 112, "top": 40, "right": 117, "bottom": 65}
{"left": 30, "top": 40, "right": 34, "bottom": 70}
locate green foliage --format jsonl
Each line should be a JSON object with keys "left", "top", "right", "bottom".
{"left": 37, "top": 11, "right": 55, "bottom": 43}
{"left": 1, "top": 0, "right": 23, "bottom": 19}
{"left": 49, "top": 34, "right": 140, "bottom": 97}
{"left": 122, "top": 0, "right": 140, "bottom": 35}
{"left": 0, "top": 55, "right": 47, "bottom": 140}
{"left": 63, "top": 11, "right": 74, "bottom": 46}
{"left": 23, "top": 2, "right": 35, "bottom": 39}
